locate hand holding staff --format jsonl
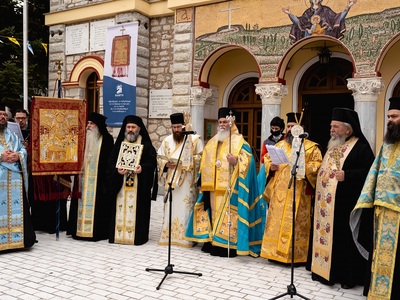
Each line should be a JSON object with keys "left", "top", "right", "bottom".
{"left": 226, "top": 110, "right": 236, "bottom": 257}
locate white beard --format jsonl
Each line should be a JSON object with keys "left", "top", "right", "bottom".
{"left": 216, "top": 128, "right": 230, "bottom": 142}
{"left": 327, "top": 134, "right": 346, "bottom": 150}
{"left": 83, "top": 127, "right": 100, "bottom": 168}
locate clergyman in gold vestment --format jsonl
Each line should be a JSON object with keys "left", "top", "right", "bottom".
{"left": 260, "top": 112, "right": 322, "bottom": 263}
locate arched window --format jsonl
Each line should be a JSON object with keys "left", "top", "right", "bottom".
{"left": 229, "top": 77, "right": 262, "bottom": 162}
{"left": 86, "top": 72, "right": 99, "bottom": 113}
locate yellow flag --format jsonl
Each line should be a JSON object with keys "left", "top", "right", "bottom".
{"left": 8, "top": 37, "right": 20, "bottom": 47}
{"left": 41, "top": 43, "right": 48, "bottom": 55}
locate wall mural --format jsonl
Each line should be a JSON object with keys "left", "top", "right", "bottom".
{"left": 193, "top": 0, "right": 400, "bottom": 80}
{"left": 283, "top": 0, "right": 357, "bottom": 43}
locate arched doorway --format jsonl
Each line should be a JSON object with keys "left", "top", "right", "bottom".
{"left": 299, "top": 58, "right": 354, "bottom": 151}
{"left": 229, "top": 77, "right": 262, "bottom": 163}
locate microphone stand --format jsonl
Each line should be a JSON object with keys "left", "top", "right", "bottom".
{"left": 146, "top": 133, "right": 202, "bottom": 290}
{"left": 270, "top": 136, "right": 310, "bottom": 300}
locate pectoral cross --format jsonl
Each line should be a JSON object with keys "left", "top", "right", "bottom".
{"left": 330, "top": 148, "right": 343, "bottom": 170}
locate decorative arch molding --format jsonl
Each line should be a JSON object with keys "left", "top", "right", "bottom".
{"left": 198, "top": 45, "right": 261, "bottom": 87}
{"left": 384, "top": 71, "right": 400, "bottom": 128}
{"left": 276, "top": 35, "right": 355, "bottom": 83}
{"left": 222, "top": 72, "right": 260, "bottom": 107}
{"left": 374, "top": 32, "right": 400, "bottom": 131}
{"left": 63, "top": 56, "right": 104, "bottom": 88}
{"left": 375, "top": 32, "right": 400, "bottom": 75}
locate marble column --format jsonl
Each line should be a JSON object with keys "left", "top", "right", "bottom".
{"left": 190, "top": 86, "right": 212, "bottom": 137}
{"left": 347, "top": 77, "right": 384, "bottom": 153}
{"left": 255, "top": 83, "right": 288, "bottom": 151}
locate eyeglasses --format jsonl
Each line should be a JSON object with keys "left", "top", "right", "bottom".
{"left": 15, "top": 117, "right": 27, "bottom": 120}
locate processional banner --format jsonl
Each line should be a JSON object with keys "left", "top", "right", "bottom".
{"left": 103, "top": 22, "right": 138, "bottom": 126}
{"left": 31, "top": 96, "right": 87, "bottom": 175}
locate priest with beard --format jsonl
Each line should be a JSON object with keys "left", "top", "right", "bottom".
{"left": 260, "top": 112, "right": 322, "bottom": 264}
{"left": 309, "top": 108, "right": 374, "bottom": 289}
{"left": 0, "top": 103, "right": 36, "bottom": 252}
{"left": 108, "top": 115, "right": 157, "bottom": 246}
{"left": 157, "top": 112, "right": 204, "bottom": 248}
{"left": 351, "top": 97, "right": 400, "bottom": 299}
{"left": 185, "top": 107, "right": 265, "bottom": 257}
{"left": 67, "top": 112, "right": 114, "bottom": 241}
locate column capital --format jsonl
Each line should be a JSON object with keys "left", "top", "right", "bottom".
{"left": 255, "top": 83, "right": 288, "bottom": 105}
{"left": 190, "top": 86, "right": 212, "bottom": 106}
{"left": 347, "top": 77, "right": 385, "bottom": 102}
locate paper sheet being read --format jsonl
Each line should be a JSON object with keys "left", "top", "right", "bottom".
{"left": 266, "top": 145, "right": 290, "bottom": 165}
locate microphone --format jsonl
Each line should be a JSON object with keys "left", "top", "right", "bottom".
{"left": 180, "top": 130, "right": 196, "bottom": 135}
{"left": 299, "top": 132, "right": 309, "bottom": 139}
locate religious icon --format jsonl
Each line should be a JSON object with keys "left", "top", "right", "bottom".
{"left": 30, "top": 97, "right": 86, "bottom": 175}
{"left": 111, "top": 26, "right": 131, "bottom": 77}
{"left": 116, "top": 142, "right": 143, "bottom": 171}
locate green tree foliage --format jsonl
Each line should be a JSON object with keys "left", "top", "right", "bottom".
{"left": 0, "top": 0, "right": 49, "bottom": 113}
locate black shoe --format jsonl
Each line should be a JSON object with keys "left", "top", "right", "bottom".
{"left": 210, "top": 245, "right": 237, "bottom": 257}
{"left": 341, "top": 283, "right": 355, "bottom": 289}
{"left": 201, "top": 242, "right": 212, "bottom": 253}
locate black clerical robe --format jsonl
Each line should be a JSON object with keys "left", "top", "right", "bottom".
{"left": 108, "top": 137, "right": 157, "bottom": 245}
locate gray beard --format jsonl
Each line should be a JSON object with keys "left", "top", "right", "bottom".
{"left": 217, "top": 128, "right": 230, "bottom": 142}
{"left": 125, "top": 130, "right": 140, "bottom": 142}
{"left": 327, "top": 135, "right": 346, "bottom": 150}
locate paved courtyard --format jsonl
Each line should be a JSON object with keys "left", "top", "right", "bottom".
{"left": 1, "top": 196, "right": 365, "bottom": 299}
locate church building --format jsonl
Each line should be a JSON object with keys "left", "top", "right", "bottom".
{"left": 45, "top": 0, "right": 400, "bottom": 157}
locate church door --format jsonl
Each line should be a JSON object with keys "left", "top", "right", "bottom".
{"left": 299, "top": 58, "right": 354, "bottom": 151}
{"left": 229, "top": 77, "right": 262, "bottom": 163}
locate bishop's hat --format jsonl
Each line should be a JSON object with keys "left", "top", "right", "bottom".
{"left": 218, "top": 107, "right": 236, "bottom": 119}
{"left": 286, "top": 112, "right": 302, "bottom": 124}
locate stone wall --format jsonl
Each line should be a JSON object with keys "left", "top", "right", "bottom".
{"left": 47, "top": 1, "right": 179, "bottom": 149}
{"left": 147, "top": 16, "right": 175, "bottom": 150}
